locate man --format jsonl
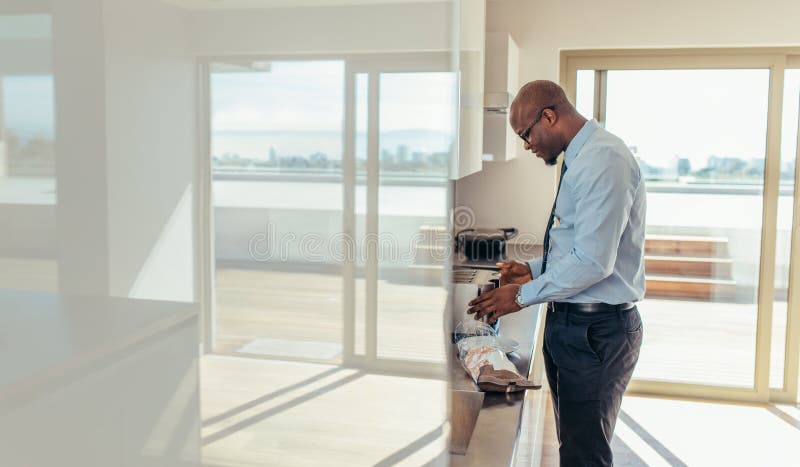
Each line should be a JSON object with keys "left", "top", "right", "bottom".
{"left": 467, "top": 80, "right": 645, "bottom": 466}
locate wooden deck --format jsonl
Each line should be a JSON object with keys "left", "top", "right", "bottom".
{"left": 215, "top": 267, "right": 789, "bottom": 389}
{"left": 214, "top": 267, "right": 448, "bottom": 365}
{"left": 0, "top": 258, "right": 788, "bottom": 390}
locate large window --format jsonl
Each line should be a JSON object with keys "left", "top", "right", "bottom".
{"left": 211, "top": 60, "right": 344, "bottom": 177}
{"left": 209, "top": 60, "right": 347, "bottom": 362}
{"left": 565, "top": 49, "right": 800, "bottom": 403}
{"left": 1, "top": 75, "right": 55, "bottom": 180}
{"left": 0, "top": 14, "right": 55, "bottom": 204}
{"left": 373, "top": 71, "right": 454, "bottom": 364}
{"left": 0, "top": 14, "right": 57, "bottom": 294}
{"left": 773, "top": 68, "right": 800, "bottom": 397}
{"left": 205, "top": 55, "right": 456, "bottom": 374}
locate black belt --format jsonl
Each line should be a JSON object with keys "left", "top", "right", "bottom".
{"left": 549, "top": 302, "right": 635, "bottom": 313}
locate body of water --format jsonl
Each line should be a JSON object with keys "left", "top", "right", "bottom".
{"left": 213, "top": 180, "right": 449, "bottom": 218}
{"left": 1, "top": 177, "right": 794, "bottom": 231}
{"left": 212, "top": 130, "right": 453, "bottom": 160}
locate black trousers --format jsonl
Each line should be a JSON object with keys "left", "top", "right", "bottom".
{"left": 543, "top": 304, "right": 643, "bottom": 467}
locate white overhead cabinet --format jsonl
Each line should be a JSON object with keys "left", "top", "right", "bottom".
{"left": 450, "top": 0, "right": 486, "bottom": 179}
{"left": 450, "top": 5, "right": 521, "bottom": 176}
{"left": 483, "top": 32, "right": 520, "bottom": 162}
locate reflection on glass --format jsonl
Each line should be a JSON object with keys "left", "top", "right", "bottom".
{"left": 0, "top": 14, "right": 57, "bottom": 293}
{"left": 210, "top": 60, "right": 345, "bottom": 363}
{"left": 375, "top": 72, "right": 455, "bottom": 364}
{"left": 593, "top": 69, "right": 771, "bottom": 388}
{"left": 1, "top": 75, "right": 55, "bottom": 176}
{"left": 0, "top": 14, "right": 56, "bottom": 204}
{"left": 211, "top": 61, "right": 344, "bottom": 176}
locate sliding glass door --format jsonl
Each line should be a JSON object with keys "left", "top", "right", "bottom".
{"left": 344, "top": 56, "right": 455, "bottom": 373}
{"left": 773, "top": 66, "right": 800, "bottom": 403}
{"left": 563, "top": 50, "right": 800, "bottom": 402}
{"left": 207, "top": 59, "right": 347, "bottom": 363}
{"left": 201, "top": 54, "right": 455, "bottom": 375}
{"left": 602, "top": 69, "right": 769, "bottom": 390}
{"left": 0, "top": 14, "right": 58, "bottom": 292}
{"left": 374, "top": 72, "right": 453, "bottom": 364}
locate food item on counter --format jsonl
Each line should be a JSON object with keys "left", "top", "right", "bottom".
{"left": 454, "top": 321, "right": 539, "bottom": 393}
{"left": 476, "top": 366, "right": 539, "bottom": 393}
{"left": 461, "top": 345, "right": 517, "bottom": 380}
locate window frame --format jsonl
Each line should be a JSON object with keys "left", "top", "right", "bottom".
{"left": 561, "top": 47, "right": 800, "bottom": 404}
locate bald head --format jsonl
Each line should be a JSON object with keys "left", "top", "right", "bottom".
{"left": 510, "top": 80, "right": 575, "bottom": 128}
{"left": 509, "top": 80, "right": 587, "bottom": 165}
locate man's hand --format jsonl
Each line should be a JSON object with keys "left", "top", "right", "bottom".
{"left": 497, "top": 260, "right": 532, "bottom": 286}
{"left": 467, "top": 284, "right": 523, "bottom": 325}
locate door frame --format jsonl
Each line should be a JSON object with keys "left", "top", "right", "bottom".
{"left": 560, "top": 47, "right": 800, "bottom": 403}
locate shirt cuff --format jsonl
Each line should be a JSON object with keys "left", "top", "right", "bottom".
{"left": 519, "top": 278, "right": 545, "bottom": 307}
{"left": 527, "top": 257, "right": 544, "bottom": 279}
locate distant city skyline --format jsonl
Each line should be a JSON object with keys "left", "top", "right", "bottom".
{"left": 3, "top": 66, "right": 799, "bottom": 182}
{"left": 212, "top": 128, "right": 454, "bottom": 161}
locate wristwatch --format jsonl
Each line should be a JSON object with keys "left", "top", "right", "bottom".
{"left": 514, "top": 287, "right": 525, "bottom": 308}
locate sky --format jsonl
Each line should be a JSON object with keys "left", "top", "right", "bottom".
{"left": 0, "top": 15, "right": 54, "bottom": 140}
{"left": 576, "top": 69, "right": 800, "bottom": 171}
{"left": 211, "top": 60, "right": 457, "bottom": 134}
{"left": 3, "top": 61, "right": 798, "bottom": 172}
{"left": 2, "top": 75, "right": 54, "bottom": 139}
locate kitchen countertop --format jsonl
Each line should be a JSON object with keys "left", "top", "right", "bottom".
{"left": 0, "top": 289, "right": 198, "bottom": 413}
{"left": 449, "top": 300, "right": 546, "bottom": 466}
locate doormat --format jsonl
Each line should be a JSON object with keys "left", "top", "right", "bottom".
{"left": 237, "top": 337, "right": 342, "bottom": 360}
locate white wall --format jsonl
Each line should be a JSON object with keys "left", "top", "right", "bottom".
{"left": 457, "top": 0, "right": 800, "bottom": 240}
{"left": 103, "top": 0, "right": 196, "bottom": 302}
{"left": 187, "top": 1, "right": 452, "bottom": 56}
{"left": 43, "top": 0, "right": 198, "bottom": 300}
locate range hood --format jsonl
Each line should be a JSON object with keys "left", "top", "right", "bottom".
{"left": 482, "top": 33, "right": 519, "bottom": 162}
{"left": 484, "top": 91, "right": 515, "bottom": 111}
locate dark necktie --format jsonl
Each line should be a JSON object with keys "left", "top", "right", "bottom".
{"left": 540, "top": 160, "right": 568, "bottom": 274}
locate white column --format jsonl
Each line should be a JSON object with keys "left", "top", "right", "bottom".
{"left": 52, "top": 0, "right": 110, "bottom": 295}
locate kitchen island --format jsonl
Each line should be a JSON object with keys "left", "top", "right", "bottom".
{"left": 0, "top": 289, "right": 200, "bottom": 467}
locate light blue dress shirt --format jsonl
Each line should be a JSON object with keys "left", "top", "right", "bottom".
{"left": 520, "top": 119, "right": 647, "bottom": 305}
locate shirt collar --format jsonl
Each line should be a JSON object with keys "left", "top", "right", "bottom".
{"left": 564, "top": 119, "right": 599, "bottom": 168}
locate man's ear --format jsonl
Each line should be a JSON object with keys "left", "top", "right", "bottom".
{"left": 542, "top": 108, "right": 557, "bottom": 127}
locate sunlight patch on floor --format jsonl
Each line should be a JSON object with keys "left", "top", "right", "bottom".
{"left": 201, "top": 355, "right": 448, "bottom": 467}
{"left": 618, "top": 396, "right": 800, "bottom": 467}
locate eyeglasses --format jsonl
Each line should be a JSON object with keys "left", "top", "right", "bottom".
{"left": 517, "top": 105, "right": 556, "bottom": 145}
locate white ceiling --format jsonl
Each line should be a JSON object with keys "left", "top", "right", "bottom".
{"left": 161, "top": 0, "right": 447, "bottom": 10}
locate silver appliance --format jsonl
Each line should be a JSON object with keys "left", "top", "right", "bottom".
{"left": 451, "top": 268, "right": 501, "bottom": 341}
